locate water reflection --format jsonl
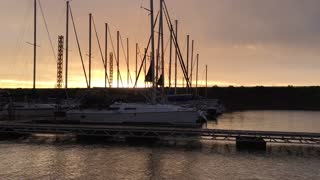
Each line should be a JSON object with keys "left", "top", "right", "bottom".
{"left": 0, "top": 135, "right": 320, "bottom": 179}
{"left": 210, "top": 110, "right": 320, "bottom": 133}
{"left": 1, "top": 111, "right": 320, "bottom": 179}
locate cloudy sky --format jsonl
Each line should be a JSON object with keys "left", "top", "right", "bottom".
{"left": 1, "top": 0, "right": 320, "bottom": 88}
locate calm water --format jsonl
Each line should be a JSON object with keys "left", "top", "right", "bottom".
{"left": 208, "top": 110, "right": 320, "bottom": 133}
{"left": 0, "top": 111, "right": 320, "bottom": 180}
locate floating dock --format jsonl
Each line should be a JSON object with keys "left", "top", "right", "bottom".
{"left": 0, "top": 121, "right": 319, "bottom": 146}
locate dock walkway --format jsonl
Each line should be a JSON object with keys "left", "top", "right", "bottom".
{"left": 0, "top": 122, "right": 319, "bottom": 145}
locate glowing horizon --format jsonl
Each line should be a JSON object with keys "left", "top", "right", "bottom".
{"left": 1, "top": 0, "right": 320, "bottom": 88}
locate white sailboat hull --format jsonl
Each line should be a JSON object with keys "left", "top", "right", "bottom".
{"left": 66, "top": 110, "right": 201, "bottom": 127}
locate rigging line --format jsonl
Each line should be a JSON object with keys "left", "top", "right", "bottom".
{"left": 15, "top": 2, "right": 32, "bottom": 57}
{"left": 191, "top": 52, "right": 197, "bottom": 75}
{"left": 119, "top": 34, "right": 134, "bottom": 86}
{"left": 107, "top": 26, "right": 117, "bottom": 61}
{"left": 119, "top": 34, "right": 128, "bottom": 61}
{"left": 201, "top": 67, "right": 206, "bottom": 87}
{"left": 163, "top": 36, "right": 170, "bottom": 56}
{"left": 107, "top": 26, "right": 124, "bottom": 87}
{"left": 137, "top": 44, "right": 147, "bottom": 73}
{"left": 134, "top": 11, "right": 160, "bottom": 87}
{"left": 163, "top": 1, "right": 190, "bottom": 87}
{"left": 137, "top": 44, "right": 146, "bottom": 63}
{"left": 69, "top": 5, "right": 89, "bottom": 88}
{"left": 136, "top": 44, "right": 149, "bottom": 90}
{"left": 38, "top": 0, "right": 56, "bottom": 60}
{"left": 15, "top": 4, "right": 33, "bottom": 70}
{"left": 92, "top": 16, "right": 110, "bottom": 84}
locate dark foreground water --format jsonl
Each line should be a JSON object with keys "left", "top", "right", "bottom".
{"left": 0, "top": 111, "right": 320, "bottom": 180}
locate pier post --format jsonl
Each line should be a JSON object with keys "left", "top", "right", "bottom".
{"left": 0, "top": 132, "right": 26, "bottom": 141}
{"left": 236, "top": 137, "right": 267, "bottom": 151}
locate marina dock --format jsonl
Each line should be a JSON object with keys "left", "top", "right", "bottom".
{"left": 0, "top": 121, "right": 319, "bottom": 146}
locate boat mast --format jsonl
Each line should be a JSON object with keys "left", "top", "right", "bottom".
{"left": 105, "top": 23, "right": 108, "bottom": 88}
{"left": 33, "top": 0, "right": 37, "bottom": 89}
{"left": 117, "top": 31, "right": 120, "bottom": 88}
{"left": 190, "top": 40, "right": 194, "bottom": 88}
{"left": 89, "top": 13, "right": 92, "bottom": 89}
{"left": 186, "top": 35, "right": 190, "bottom": 93}
{"left": 136, "top": 43, "right": 138, "bottom": 83}
{"left": 205, "top": 64, "right": 208, "bottom": 98}
{"left": 169, "top": 24, "right": 173, "bottom": 88}
{"left": 160, "top": 0, "right": 165, "bottom": 98}
{"left": 127, "top": 38, "right": 130, "bottom": 87}
{"left": 196, "top": 53, "right": 199, "bottom": 96}
{"left": 65, "top": 0, "right": 69, "bottom": 89}
{"left": 145, "top": 48, "right": 147, "bottom": 88}
{"left": 174, "top": 20, "right": 178, "bottom": 94}
{"left": 150, "top": 0, "right": 156, "bottom": 104}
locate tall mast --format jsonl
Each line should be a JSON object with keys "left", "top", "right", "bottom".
{"left": 117, "top": 31, "right": 120, "bottom": 88}
{"left": 105, "top": 23, "right": 108, "bottom": 88}
{"left": 174, "top": 20, "right": 178, "bottom": 94}
{"left": 205, "top": 64, "right": 208, "bottom": 98}
{"left": 89, "top": 13, "right": 92, "bottom": 88}
{"left": 150, "top": 0, "right": 156, "bottom": 103}
{"left": 145, "top": 48, "right": 147, "bottom": 88}
{"left": 33, "top": 0, "right": 37, "bottom": 89}
{"left": 127, "top": 38, "right": 130, "bottom": 87}
{"left": 196, "top": 54, "right": 199, "bottom": 96}
{"left": 169, "top": 24, "right": 173, "bottom": 88}
{"left": 160, "top": 0, "right": 165, "bottom": 95}
{"left": 65, "top": 1, "right": 69, "bottom": 89}
{"left": 136, "top": 43, "right": 138, "bottom": 83}
{"left": 186, "top": 35, "right": 190, "bottom": 93}
{"left": 190, "top": 40, "right": 194, "bottom": 88}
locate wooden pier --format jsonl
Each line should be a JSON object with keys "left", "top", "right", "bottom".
{"left": 0, "top": 122, "right": 319, "bottom": 146}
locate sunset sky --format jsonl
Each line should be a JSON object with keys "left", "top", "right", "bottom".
{"left": 1, "top": 0, "right": 320, "bottom": 88}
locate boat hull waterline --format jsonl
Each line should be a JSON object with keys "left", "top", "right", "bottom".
{"left": 66, "top": 103, "right": 206, "bottom": 128}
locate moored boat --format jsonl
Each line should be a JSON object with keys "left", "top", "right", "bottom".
{"left": 66, "top": 102, "right": 206, "bottom": 128}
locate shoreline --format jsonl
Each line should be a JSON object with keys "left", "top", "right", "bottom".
{"left": 2, "top": 86, "right": 320, "bottom": 111}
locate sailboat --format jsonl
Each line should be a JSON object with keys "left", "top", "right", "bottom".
{"left": 65, "top": 0, "right": 207, "bottom": 128}
{"left": 67, "top": 102, "right": 206, "bottom": 127}
{"left": 2, "top": 102, "right": 56, "bottom": 120}
{"left": 0, "top": 91, "right": 57, "bottom": 120}
{"left": 0, "top": 1, "right": 62, "bottom": 121}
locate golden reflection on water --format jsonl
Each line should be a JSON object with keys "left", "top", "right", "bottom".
{"left": 0, "top": 137, "right": 319, "bottom": 179}
{"left": 0, "top": 111, "right": 320, "bottom": 179}
{"left": 209, "top": 110, "right": 320, "bottom": 133}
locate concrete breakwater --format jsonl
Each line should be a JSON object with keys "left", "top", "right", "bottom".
{"left": 1, "top": 86, "right": 320, "bottom": 111}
